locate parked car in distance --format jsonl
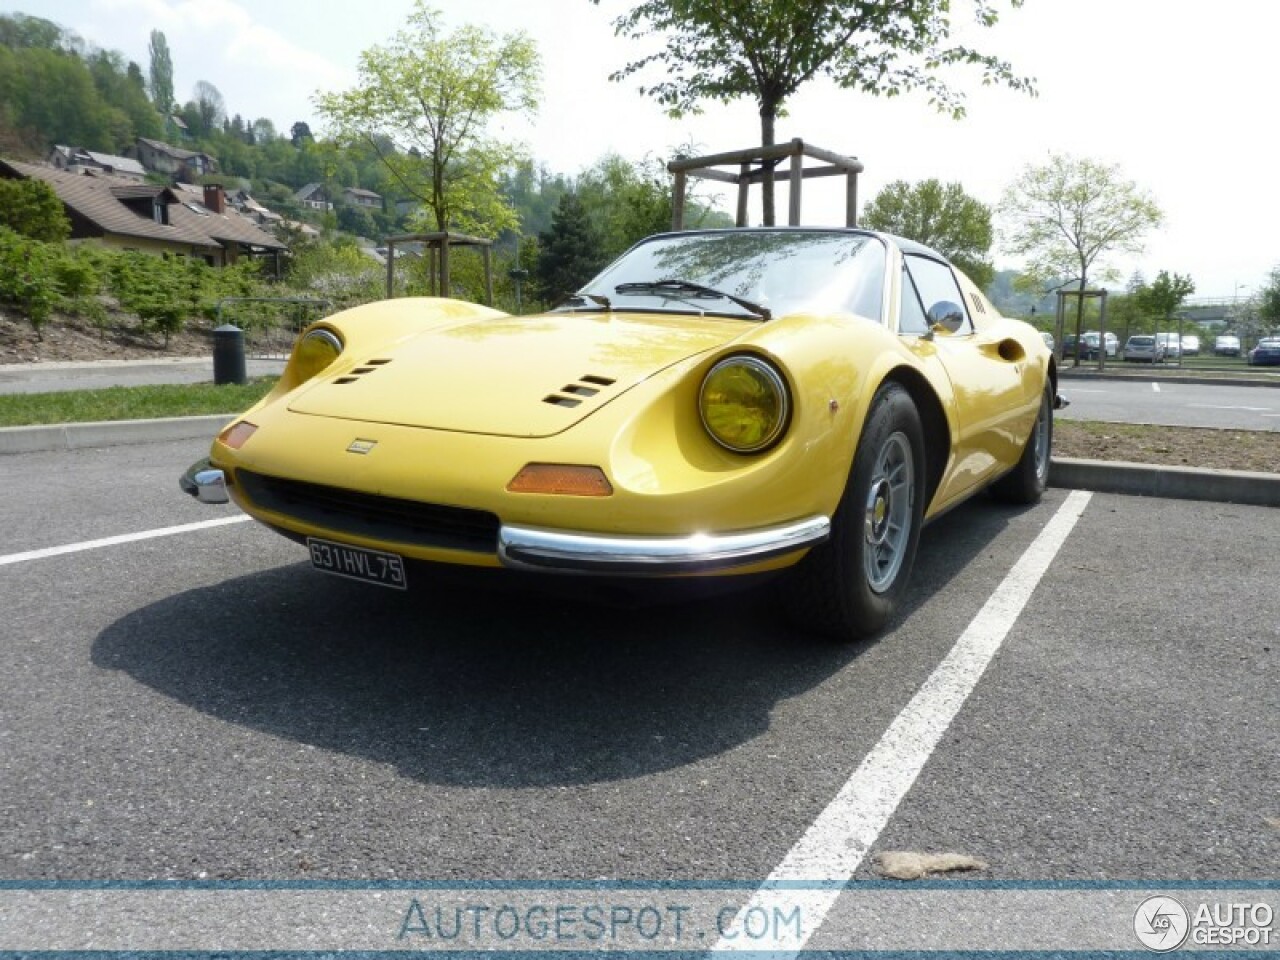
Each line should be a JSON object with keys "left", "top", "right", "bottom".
{"left": 1156, "top": 332, "right": 1181, "bottom": 360}
{"left": 1248, "top": 337, "right": 1280, "bottom": 366}
{"left": 1079, "top": 331, "right": 1118, "bottom": 359}
{"left": 1215, "top": 335, "right": 1242, "bottom": 357}
{"left": 1180, "top": 334, "right": 1201, "bottom": 356}
{"left": 1123, "top": 335, "right": 1164, "bottom": 363}
{"left": 1040, "top": 331, "right": 1055, "bottom": 352}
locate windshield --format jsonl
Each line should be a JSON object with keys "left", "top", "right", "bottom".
{"left": 576, "top": 230, "right": 887, "bottom": 322}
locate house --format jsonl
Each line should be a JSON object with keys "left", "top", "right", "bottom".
{"left": 47, "top": 145, "right": 147, "bottom": 181}
{"left": 0, "top": 159, "right": 288, "bottom": 271}
{"left": 293, "top": 182, "right": 332, "bottom": 211}
{"left": 132, "top": 137, "right": 216, "bottom": 180}
{"left": 343, "top": 187, "right": 382, "bottom": 210}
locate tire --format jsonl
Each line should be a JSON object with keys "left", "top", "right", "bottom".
{"left": 991, "top": 380, "right": 1053, "bottom": 505}
{"left": 782, "top": 382, "right": 925, "bottom": 642}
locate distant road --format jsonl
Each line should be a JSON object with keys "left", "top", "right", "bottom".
{"left": 0, "top": 358, "right": 285, "bottom": 395}
{"left": 1058, "top": 377, "right": 1280, "bottom": 431}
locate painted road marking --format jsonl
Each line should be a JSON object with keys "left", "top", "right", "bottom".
{"left": 0, "top": 516, "right": 251, "bottom": 567}
{"left": 1186, "top": 404, "right": 1272, "bottom": 412}
{"left": 713, "top": 490, "right": 1094, "bottom": 955}
{"left": 1151, "top": 382, "right": 1161, "bottom": 392}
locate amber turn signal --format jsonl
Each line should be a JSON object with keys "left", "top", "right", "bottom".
{"left": 507, "top": 463, "right": 613, "bottom": 497}
{"left": 218, "top": 421, "right": 258, "bottom": 450}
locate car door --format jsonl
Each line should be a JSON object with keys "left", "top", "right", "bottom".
{"left": 898, "top": 253, "right": 1029, "bottom": 503}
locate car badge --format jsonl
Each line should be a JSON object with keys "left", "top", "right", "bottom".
{"left": 346, "top": 438, "right": 377, "bottom": 455}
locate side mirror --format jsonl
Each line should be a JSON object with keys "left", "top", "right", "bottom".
{"left": 926, "top": 300, "right": 965, "bottom": 333}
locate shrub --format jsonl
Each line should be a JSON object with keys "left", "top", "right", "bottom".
{"left": 0, "top": 226, "right": 58, "bottom": 336}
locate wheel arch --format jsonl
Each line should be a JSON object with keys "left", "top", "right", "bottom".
{"left": 874, "top": 366, "right": 950, "bottom": 512}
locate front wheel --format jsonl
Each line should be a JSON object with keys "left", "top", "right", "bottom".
{"left": 991, "top": 380, "right": 1053, "bottom": 504}
{"left": 782, "top": 383, "right": 925, "bottom": 642}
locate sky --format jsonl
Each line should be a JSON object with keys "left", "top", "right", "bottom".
{"left": 6, "top": 0, "right": 1278, "bottom": 299}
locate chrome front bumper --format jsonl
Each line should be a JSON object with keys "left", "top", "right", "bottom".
{"left": 180, "top": 458, "right": 830, "bottom": 574}
{"left": 179, "top": 458, "right": 229, "bottom": 504}
{"left": 497, "top": 515, "right": 831, "bottom": 574}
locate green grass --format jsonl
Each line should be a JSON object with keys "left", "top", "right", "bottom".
{"left": 0, "top": 378, "right": 277, "bottom": 427}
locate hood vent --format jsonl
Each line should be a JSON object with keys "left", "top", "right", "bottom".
{"left": 332, "top": 358, "right": 393, "bottom": 385}
{"left": 542, "top": 373, "right": 618, "bottom": 409}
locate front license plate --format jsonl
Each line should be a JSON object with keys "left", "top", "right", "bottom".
{"left": 307, "top": 538, "right": 407, "bottom": 590}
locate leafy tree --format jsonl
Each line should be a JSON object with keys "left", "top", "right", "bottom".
{"left": 598, "top": 0, "right": 1033, "bottom": 225}
{"left": 999, "top": 153, "right": 1162, "bottom": 362}
{"left": 1134, "top": 270, "right": 1194, "bottom": 342}
{"left": 576, "top": 153, "right": 673, "bottom": 261}
{"left": 290, "top": 121, "right": 313, "bottom": 146}
{"left": 1258, "top": 266, "right": 1280, "bottom": 328}
{"left": 193, "top": 80, "right": 226, "bottom": 134}
{"left": 0, "top": 176, "right": 70, "bottom": 242}
{"left": 536, "top": 192, "right": 605, "bottom": 304}
{"left": 147, "top": 29, "right": 173, "bottom": 113}
{"left": 316, "top": 1, "right": 540, "bottom": 236}
{"left": 861, "top": 179, "right": 994, "bottom": 288}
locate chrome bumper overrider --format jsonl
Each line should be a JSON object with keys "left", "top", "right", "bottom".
{"left": 498, "top": 516, "right": 830, "bottom": 574}
{"left": 179, "top": 458, "right": 229, "bottom": 504}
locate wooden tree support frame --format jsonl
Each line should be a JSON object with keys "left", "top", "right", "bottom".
{"left": 1056, "top": 287, "right": 1109, "bottom": 371}
{"left": 384, "top": 231, "right": 494, "bottom": 304}
{"left": 668, "top": 138, "right": 865, "bottom": 230}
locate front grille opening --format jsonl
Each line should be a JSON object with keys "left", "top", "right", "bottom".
{"left": 543, "top": 394, "right": 582, "bottom": 408}
{"left": 236, "top": 471, "right": 499, "bottom": 554}
{"left": 561, "top": 384, "right": 599, "bottom": 397}
{"left": 580, "top": 374, "right": 615, "bottom": 386}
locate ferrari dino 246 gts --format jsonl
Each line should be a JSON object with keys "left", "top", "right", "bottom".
{"left": 182, "top": 228, "right": 1063, "bottom": 641}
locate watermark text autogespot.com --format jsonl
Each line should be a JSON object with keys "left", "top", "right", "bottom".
{"left": 397, "top": 897, "right": 802, "bottom": 946}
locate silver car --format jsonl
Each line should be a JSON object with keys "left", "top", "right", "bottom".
{"left": 1124, "top": 335, "right": 1164, "bottom": 363}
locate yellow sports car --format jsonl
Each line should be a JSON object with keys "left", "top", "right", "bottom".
{"left": 182, "top": 228, "right": 1063, "bottom": 641}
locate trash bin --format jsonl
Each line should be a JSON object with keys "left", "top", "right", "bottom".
{"left": 213, "top": 324, "right": 246, "bottom": 386}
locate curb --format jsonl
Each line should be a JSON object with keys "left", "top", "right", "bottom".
{"left": 0, "top": 414, "right": 232, "bottom": 455}
{"left": 1058, "top": 370, "right": 1280, "bottom": 388}
{"left": 1049, "top": 457, "right": 1280, "bottom": 508}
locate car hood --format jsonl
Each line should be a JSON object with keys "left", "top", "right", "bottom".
{"left": 287, "top": 311, "right": 750, "bottom": 437}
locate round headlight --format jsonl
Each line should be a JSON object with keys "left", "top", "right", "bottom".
{"left": 293, "top": 328, "right": 342, "bottom": 382}
{"left": 699, "top": 355, "right": 790, "bottom": 453}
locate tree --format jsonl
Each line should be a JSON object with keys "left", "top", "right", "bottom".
{"left": 147, "top": 29, "right": 173, "bottom": 114}
{"left": 192, "top": 80, "right": 226, "bottom": 134}
{"left": 536, "top": 192, "right": 605, "bottom": 304}
{"left": 1258, "top": 266, "right": 1280, "bottom": 328}
{"left": 861, "top": 179, "right": 994, "bottom": 288}
{"left": 290, "top": 121, "right": 313, "bottom": 147}
{"left": 315, "top": 1, "right": 540, "bottom": 236}
{"left": 598, "top": 0, "right": 1032, "bottom": 226}
{"left": 1134, "top": 270, "right": 1194, "bottom": 347}
{"left": 999, "top": 153, "right": 1163, "bottom": 363}
{"left": 0, "top": 177, "right": 70, "bottom": 242}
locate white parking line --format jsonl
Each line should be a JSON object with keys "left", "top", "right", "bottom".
{"left": 713, "top": 490, "right": 1094, "bottom": 954}
{"left": 0, "top": 516, "right": 250, "bottom": 567}
{"left": 1186, "top": 404, "right": 1272, "bottom": 412}
{"left": 1151, "top": 382, "right": 1161, "bottom": 392}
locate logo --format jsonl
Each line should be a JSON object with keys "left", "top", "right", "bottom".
{"left": 1134, "top": 895, "right": 1190, "bottom": 952}
{"left": 346, "top": 438, "right": 377, "bottom": 454}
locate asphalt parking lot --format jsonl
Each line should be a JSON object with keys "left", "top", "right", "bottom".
{"left": 1, "top": 440, "right": 1276, "bottom": 912}
{"left": 1059, "top": 377, "right": 1280, "bottom": 430}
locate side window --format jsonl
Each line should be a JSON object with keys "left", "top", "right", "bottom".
{"left": 903, "top": 254, "right": 972, "bottom": 335}
{"left": 898, "top": 265, "right": 929, "bottom": 335}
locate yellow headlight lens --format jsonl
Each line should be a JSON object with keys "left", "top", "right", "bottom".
{"left": 699, "top": 355, "right": 789, "bottom": 453}
{"left": 292, "top": 328, "right": 343, "bottom": 383}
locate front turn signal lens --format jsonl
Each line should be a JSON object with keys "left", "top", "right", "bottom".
{"left": 218, "top": 421, "right": 258, "bottom": 450}
{"left": 507, "top": 463, "right": 613, "bottom": 497}
{"left": 292, "top": 328, "right": 343, "bottom": 383}
{"left": 699, "top": 355, "right": 790, "bottom": 453}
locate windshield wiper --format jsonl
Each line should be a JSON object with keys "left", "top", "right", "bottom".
{"left": 553, "top": 292, "right": 612, "bottom": 311}
{"left": 614, "top": 280, "right": 771, "bottom": 322}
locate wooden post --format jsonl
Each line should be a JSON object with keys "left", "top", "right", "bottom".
{"left": 483, "top": 245, "right": 493, "bottom": 306}
{"left": 788, "top": 150, "right": 803, "bottom": 226}
{"left": 440, "top": 236, "right": 450, "bottom": 298}
{"left": 385, "top": 238, "right": 395, "bottom": 299}
{"left": 736, "top": 164, "right": 750, "bottom": 227}
{"left": 846, "top": 172, "right": 858, "bottom": 227}
{"left": 671, "top": 171, "right": 687, "bottom": 230}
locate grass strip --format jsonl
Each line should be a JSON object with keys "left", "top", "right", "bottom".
{"left": 0, "top": 378, "right": 276, "bottom": 426}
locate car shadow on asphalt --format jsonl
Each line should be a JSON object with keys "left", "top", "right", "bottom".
{"left": 91, "top": 496, "right": 1035, "bottom": 788}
